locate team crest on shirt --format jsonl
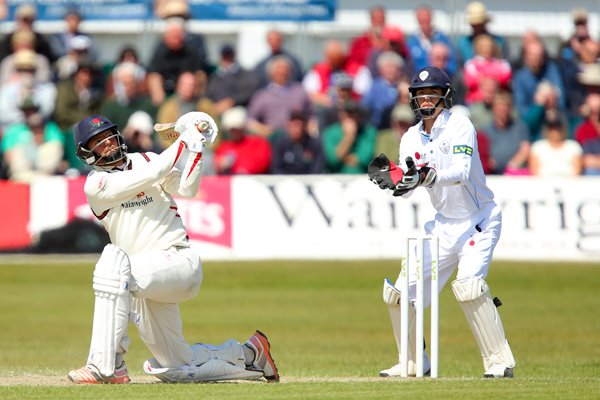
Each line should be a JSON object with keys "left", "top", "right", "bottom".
{"left": 439, "top": 141, "right": 450, "bottom": 154}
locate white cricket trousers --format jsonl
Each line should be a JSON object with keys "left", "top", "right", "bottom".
{"left": 129, "top": 246, "right": 202, "bottom": 369}
{"left": 395, "top": 202, "right": 502, "bottom": 307}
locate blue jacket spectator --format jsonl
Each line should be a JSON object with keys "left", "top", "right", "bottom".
{"left": 361, "top": 51, "right": 404, "bottom": 129}
{"left": 254, "top": 30, "right": 304, "bottom": 88}
{"left": 407, "top": 5, "right": 457, "bottom": 76}
{"left": 513, "top": 41, "right": 567, "bottom": 117}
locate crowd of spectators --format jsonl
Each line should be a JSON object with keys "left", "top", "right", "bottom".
{"left": 1, "top": 1, "right": 599, "bottom": 182}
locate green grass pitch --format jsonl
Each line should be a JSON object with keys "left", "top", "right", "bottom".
{"left": 0, "top": 258, "right": 599, "bottom": 399}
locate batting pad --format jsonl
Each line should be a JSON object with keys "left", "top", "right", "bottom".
{"left": 88, "top": 244, "right": 132, "bottom": 377}
{"left": 451, "top": 277, "right": 516, "bottom": 371}
{"left": 143, "top": 340, "right": 262, "bottom": 383}
{"left": 191, "top": 339, "right": 246, "bottom": 367}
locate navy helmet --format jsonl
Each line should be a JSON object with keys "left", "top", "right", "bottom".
{"left": 408, "top": 67, "right": 454, "bottom": 120}
{"left": 74, "top": 114, "right": 127, "bottom": 169}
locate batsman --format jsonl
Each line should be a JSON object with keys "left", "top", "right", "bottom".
{"left": 368, "top": 67, "right": 516, "bottom": 378}
{"left": 68, "top": 112, "right": 279, "bottom": 384}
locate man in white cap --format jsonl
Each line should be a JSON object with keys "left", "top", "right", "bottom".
{"left": 0, "top": 49, "right": 57, "bottom": 130}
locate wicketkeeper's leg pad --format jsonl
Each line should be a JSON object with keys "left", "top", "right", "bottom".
{"left": 382, "top": 279, "right": 426, "bottom": 376}
{"left": 143, "top": 340, "right": 263, "bottom": 383}
{"left": 451, "top": 277, "right": 516, "bottom": 371}
{"left": 87, "top": 244, "right": 133, "bottom": 377}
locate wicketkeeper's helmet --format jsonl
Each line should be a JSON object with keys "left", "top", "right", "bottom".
{"left": 75, "top": 114, "right": 127, "bottom": 169}
{"left": 408, "top": 66, "right": 454, "bottom": 120}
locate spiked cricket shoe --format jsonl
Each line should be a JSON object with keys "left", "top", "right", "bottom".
{"left": 68, "top": 362, "right": 130, "bottom": 384}
{"left": 244, "top": 330, "right": 280, "bottom": 382}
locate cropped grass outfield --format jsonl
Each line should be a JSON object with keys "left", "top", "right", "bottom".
{"left": 0, "top": 258, "right": 599, "bottom": 399}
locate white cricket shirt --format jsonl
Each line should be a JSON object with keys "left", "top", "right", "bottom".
{"left": 399, "top": 109, "right": 495, "bottom": 219}
{"left": 84, "top": 140, "right": 204, "bottom": 255}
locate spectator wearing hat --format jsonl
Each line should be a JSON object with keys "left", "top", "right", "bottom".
{"left": 0, "top": 28, "right": 51, "bottom": 84}
{"left": 156, "top": 71, "right": 217, "bottom": 149}
{"left": 254, "top": 29, "right": 304, "bottom": 88}
{"left": 247, "top": 55, "right": 312, "bottom": 140}
{"left": 576, "top": 63, "right": 600, "bottom": 95}
{"left": 322, "top": 100, "right": 377, "bottom": 173}
{"left": 303, "top": 40, "right": 372, "bottom": 111}
{"left": 157, "top": 0, "right": 208, "bottom": 70}
{"left": 54, "top": 35, "right": 93, "bottom": 81}
{"left": 0, "top": 49, "right": 56, "bottom": 131}
{"left": 147, "top": 17, "right": 208, "bottom": 106}
{"left": 407, "top": 5, "right": 457, "bottom": 77}
{"left": 375, "top": 103, "right": 414, "bottom": 164}
{"left": 529, "top": 117, "right": 583, "bottom": 177}
{"left": 361, "top": 51, "right": 406, "bottom": 129}
{"left": 160, "top": 0, "right": 207, "bottom": 68}
{"left": 50, "top": 6, "right": 99, "bottom": 62}
{"left": 206, "top": 44, "right": 261, "bottom": 115}
{"left": 100, "top": 61, "right": 156, "bottom": 130}
{"left": 0, "top": 3, "right": 57, "bottom": 64}
{"left": 348, "top": 5, "right": 408, "bottom": 70}
{"left": 1, "top": 99, "right": 64, "bottom": 182}
{"left": 271, "top": 110, "right": 324, "bottom": 174}
{"left": 214, "top": 106, "right": 272, "bottom": 175}
{"left": 456, "top": 1, "right": 508, "bottom": 64}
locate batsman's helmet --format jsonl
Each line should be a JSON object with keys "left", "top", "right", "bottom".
{"left": 74, "top": 114, "right": 127, "bottom": 170}
{"left": 408, "top": 66, "right": 454, "bottom": 120}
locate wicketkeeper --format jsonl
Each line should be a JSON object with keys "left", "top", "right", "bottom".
{"left": 368, "top": 66, "right": 516, "bottom": 378}
{"left": 68, "top": 112, "right": 279, "bottom": 384}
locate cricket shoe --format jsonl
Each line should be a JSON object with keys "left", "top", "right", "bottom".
{"left": 483, "top": 365, "right": 514, "bottom": 378}
{"left": 244, "top": 330, "right": 280, "bottom": 382}
{"left": 68, "top": 362, "right": 131, "bottom": 384}
{"left": 379, "top": 358, "right": 431, "bottom": 377}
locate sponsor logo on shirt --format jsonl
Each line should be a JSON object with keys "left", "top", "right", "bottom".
{"left": 121, "top": 195, "right": 154, "bottom": 208}
{"left": 453, "top": 145, "right": 473, "bottom": 156}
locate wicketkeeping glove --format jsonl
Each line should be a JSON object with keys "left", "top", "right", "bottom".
{"left": 396, "top": 156, "right": 437, "bottom": 190}
{"left": 367, "top": 153, "right": 407, "bottom": 190}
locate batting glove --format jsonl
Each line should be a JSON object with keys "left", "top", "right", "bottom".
{"left": 174, "top": 112, "right": 219, "bottom": 144}
{"left": 179, "top": 127, "right": 204, "bottom": 153}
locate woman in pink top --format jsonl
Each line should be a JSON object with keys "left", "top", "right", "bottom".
{"left": 463, "top": 34, "right": 512, "bottom": 104}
